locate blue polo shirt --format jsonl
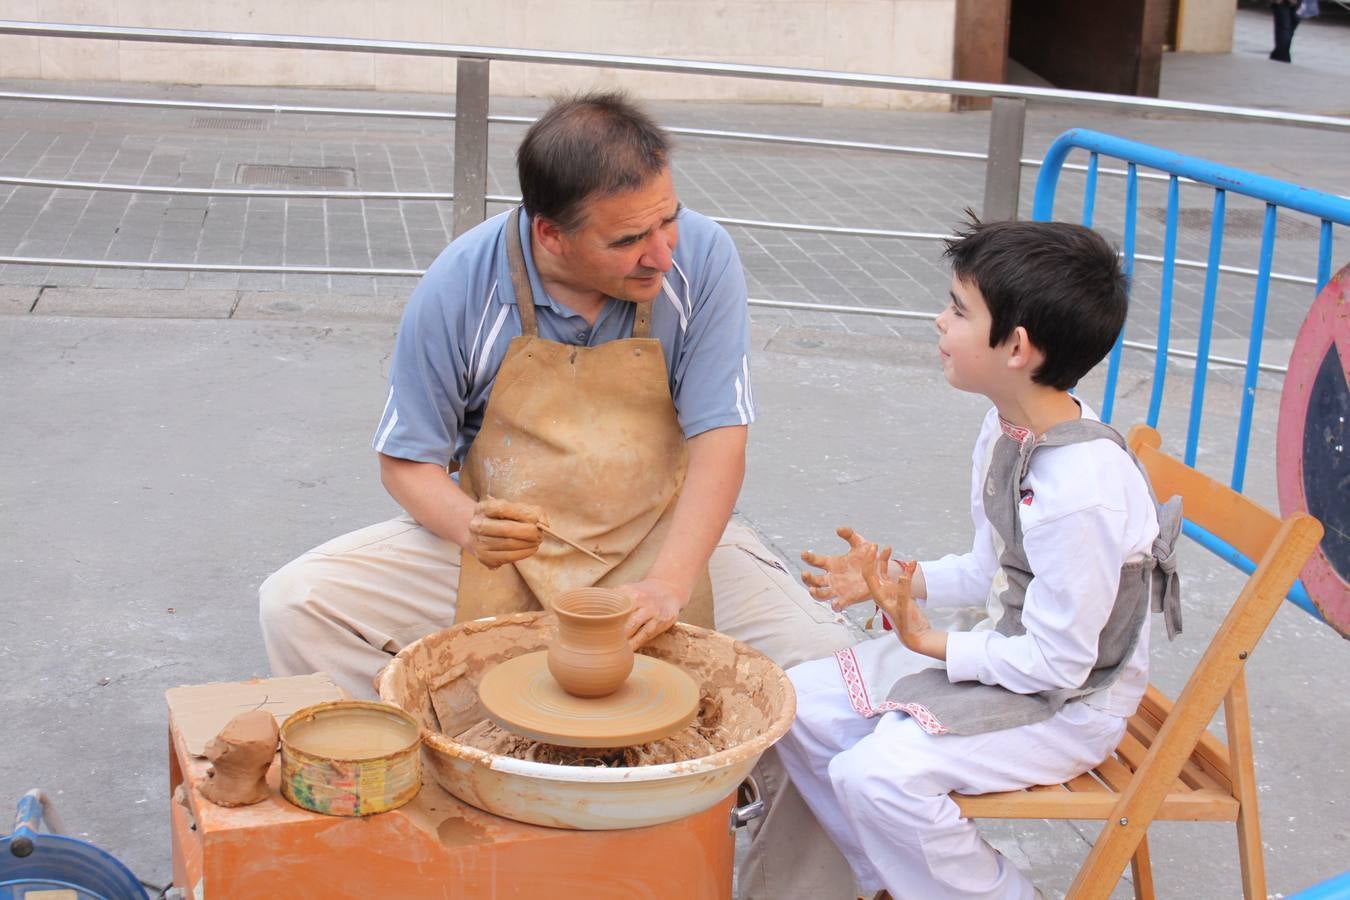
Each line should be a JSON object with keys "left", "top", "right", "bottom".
{"left": 373, "top": 206, "right": 756, "bottom": 467}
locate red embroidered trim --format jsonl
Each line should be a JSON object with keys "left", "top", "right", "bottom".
{"left": 998, "top": 416, "right": 1032, "bottom": 443}
{"left": 833, "top": 647, "right": 950, "bottom": 735}
{"left": 891, "top": 701, "right": 949, "bottom": 735}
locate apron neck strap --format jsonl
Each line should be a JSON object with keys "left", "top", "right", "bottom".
{"left": 507, "top": 206, "right": 656, "bottom": 340}
{"left": 633, "top": 300, "right": 653, "bottom": 338}
{"left": 506, "top": 207, "right": 539, "bottom": 337}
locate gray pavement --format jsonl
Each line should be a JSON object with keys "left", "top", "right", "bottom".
{"left": 2, "top": 7, "right": 1348, "bottom": 898}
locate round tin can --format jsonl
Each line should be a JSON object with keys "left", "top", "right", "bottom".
{"left": 279, "top": 700, "right": 421, "bottom": 816}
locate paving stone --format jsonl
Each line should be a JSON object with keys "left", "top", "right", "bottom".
{"left": 233, "top": 290, "right": 408, "bottom": 321}
{"left": 35, "top": 287, "right": 236, "bottom": 317}
{"left": 0, "top": 284, "right": 38, "bottom": 314}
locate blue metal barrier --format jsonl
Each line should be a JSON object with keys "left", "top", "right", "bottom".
{"left": 1289, "top": 871, "right": 1350, "bottom": 900}
{"left": 1032, "top": 129, "right": 1350, "bottom": 622}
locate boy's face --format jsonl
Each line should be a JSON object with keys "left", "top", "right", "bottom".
{"left": 935, "top": 274, "right": 1007, "bottom": 395}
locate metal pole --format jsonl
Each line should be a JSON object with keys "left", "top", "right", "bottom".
{"left": 453, "top": 58, "right": 491, "bottom": 238}
{"left": 982, "top": 97, "right": 1026, "bottom": 222}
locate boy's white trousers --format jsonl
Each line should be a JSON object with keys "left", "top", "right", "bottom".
{"left": 776, "top": 651, "right": 1127, "bottom": 899}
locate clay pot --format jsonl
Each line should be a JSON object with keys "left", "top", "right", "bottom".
{"left": 546, "top": 587, "right": 635, "bottom": 698}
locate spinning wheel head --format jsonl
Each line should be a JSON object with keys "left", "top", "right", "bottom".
{"left": 477, "top": 651, "right": 701, "bottom": 748}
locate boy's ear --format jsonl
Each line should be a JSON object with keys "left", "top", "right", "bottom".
{"left": 1005, "top": 326, "right": 1046, "bottom": 374}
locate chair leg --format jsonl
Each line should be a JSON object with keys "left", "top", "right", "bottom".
{"left": 1226, "top": 674, "right": 1267, "bottom": 900}
{"left": 1129, "top": 834, "right": 1156, "bottom": 900}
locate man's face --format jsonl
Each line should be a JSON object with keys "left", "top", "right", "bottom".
{"left": 553, "top": 167, "right": 681, "bottom": 304}
{"left": 935, "top": 274, "right": 1005, "bottom": 395}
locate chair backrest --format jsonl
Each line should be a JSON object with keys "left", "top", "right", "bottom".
{"left": 1130, "top": 426, "right": 1289, "bottom": 564}
{"left": 1064, "top": 425, "right": 1325, "bottom": 898}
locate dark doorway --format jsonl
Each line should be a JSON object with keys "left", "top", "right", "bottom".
{"left": 1008, "top": 0, "right": 1169, "bottom": 96}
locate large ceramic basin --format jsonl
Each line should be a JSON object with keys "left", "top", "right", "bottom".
{"left": 376, "top": 613, "right": 795, "bottom": 830}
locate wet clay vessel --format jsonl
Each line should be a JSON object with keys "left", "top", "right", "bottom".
{"left": 546, "top": 587, "right": 634, "bottom": 697}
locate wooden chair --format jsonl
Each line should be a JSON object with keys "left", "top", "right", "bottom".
{"left": 952, "top": 425, "right": 1324, "bottom": 900}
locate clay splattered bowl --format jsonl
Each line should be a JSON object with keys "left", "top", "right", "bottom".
{"left": 375, "top": 613, "right": 795, "bottom": 831}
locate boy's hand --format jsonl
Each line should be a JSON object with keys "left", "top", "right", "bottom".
{"left": 801, "top": 526, "right": 891, "bottom": 612}
{"left": 860, "top": 545, "right": 946, "bottom": 660}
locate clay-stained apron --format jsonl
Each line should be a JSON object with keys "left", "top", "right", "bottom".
{"left": 455, "top": 208, "right": 713, "bottom": 626}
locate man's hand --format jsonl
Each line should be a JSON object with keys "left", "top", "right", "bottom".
{"left": 467, "top": 496, "right": 547, "bottom": 569}
{"left": 800, "top": 526, "right": 891, "bottom": 612}
{"left": 616, "top": 578, "right": 686, "bottom": 651}
{"left": 859, "top": 544, "right": 946, "bottom": 660}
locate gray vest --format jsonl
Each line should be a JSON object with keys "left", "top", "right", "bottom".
{"left": 886, "top": 419, "right": 1183, "bottom": 736}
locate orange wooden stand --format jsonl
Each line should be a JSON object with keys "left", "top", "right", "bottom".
{"left": 169, "top": 697, "right": 735, "bottom": 899}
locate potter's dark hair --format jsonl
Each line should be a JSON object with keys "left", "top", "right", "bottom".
{"left": 943, "top": 215, "right": 1128, "bottom": 391}
{"left": 516, "top": 91, "right": 670, "bottom": 232}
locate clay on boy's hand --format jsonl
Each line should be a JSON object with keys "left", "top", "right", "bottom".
{"left": 469, "top": 496, "right": 548, "bottom": 568}
{"left": 859, "top": 547, "right": 928, "bottom": 649}
{"left": 800, "top": 525, "right": 891, "bottom": 612}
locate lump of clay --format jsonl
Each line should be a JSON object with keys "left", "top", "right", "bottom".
{"left": 199, "top": 709, "right": 279, "bottom": 807}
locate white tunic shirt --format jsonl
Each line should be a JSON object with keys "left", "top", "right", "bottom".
{"left": 922, "top": 404, "right": 1160, "bottom": 717}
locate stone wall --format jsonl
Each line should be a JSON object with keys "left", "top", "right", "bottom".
{"left": 1175, "top": 0, "right": 1237, "bottom": 53}
{"left": 0, "top": 0, "right": 957, "bottom": 109}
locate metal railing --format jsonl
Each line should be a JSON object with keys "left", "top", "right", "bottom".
{"left": 1, "top": 19, "right": 1347, "bottom": 369}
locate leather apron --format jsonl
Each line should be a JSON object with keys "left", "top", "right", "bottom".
{"left": 453, "top": 208, "right": 714, "bottom": 627}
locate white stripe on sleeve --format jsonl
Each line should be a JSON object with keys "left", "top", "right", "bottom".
{"left": 473, "top": 304, "right": 512, "bottom": 391}
{"left": 741, "top": 354, "right": 755, "bottom": 417}
{"left": 374, "top": 408, "right": 400, "bottom": 453}
{"left": 376, "top": 384, "right": 394, "bottom": 427}
{"left": 670, "top": 260, "right": 693, "bottom": 317}
{"left": 466, "top": 281, "right": 498, "bottom": 386}
{"left": 660, "top": 278, "right": 689, "bottom": 333}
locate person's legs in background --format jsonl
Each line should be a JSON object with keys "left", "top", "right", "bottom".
{"left": 1270, "top": 1, "right": 1299, "bottom": 62}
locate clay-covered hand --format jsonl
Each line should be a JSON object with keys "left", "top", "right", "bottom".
{"left": 617, "top": 578, "right": 686, "bottom": 651}
{"left": 468, "top": 496, "right": 547, "bottom": 569}
{"left": 800, "top": 526, "right": 892, "bottom": 612}
{"left": 859, "top": 545, "right": 944, "bottom": 659}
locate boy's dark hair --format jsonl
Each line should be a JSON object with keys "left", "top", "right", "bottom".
{"left": 516, "top": 92, "right": 670, "bottom": 232}
{"left": 943, "top": 216, "right": 1128, "bottom": 391}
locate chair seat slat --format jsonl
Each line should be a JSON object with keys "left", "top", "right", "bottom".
{"left": 953, "top": 787, "right": 1239, "bottom": 822}
{"left": 1138, "top": 685, "right": 1235, "bottom": 791}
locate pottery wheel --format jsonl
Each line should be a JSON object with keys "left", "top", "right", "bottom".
{"left": 477, "top": 651, "right": 700, "bottom": 748}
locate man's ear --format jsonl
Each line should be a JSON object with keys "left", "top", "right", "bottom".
{"left": 532, "top": 216, "right": 567, "bottom": 257}
{"left": 1005, "top": 326, "right": 1045, "bottom": 374}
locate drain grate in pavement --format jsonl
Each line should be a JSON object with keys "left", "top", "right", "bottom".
{"left": 192, "top": 116, "right": 269, "bottom": 131}
{"left": 1143, "top": 206, "right": 1320, "bottom": 241}
{"left": 234, "top": 164, "right": 356, "bottom": 188}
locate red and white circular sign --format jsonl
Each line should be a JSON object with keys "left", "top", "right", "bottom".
{"left": 1276, "top": 262, "right": 1349, "bottom": 637}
